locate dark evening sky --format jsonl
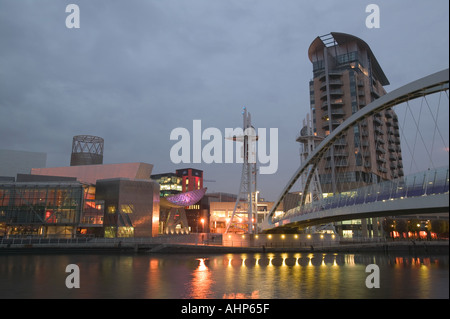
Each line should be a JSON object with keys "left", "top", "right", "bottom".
{"left": 0, "top": 0, "right": 448, "bottom": 200}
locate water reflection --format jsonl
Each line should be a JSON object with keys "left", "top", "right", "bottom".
{"left": 0, "top": 253, "right": 447, "bottom": 299}
{"left": 187, "top": 258, "right": 214, "bottom": 299}
{"left": 223, "top": 291, "right": 260, "bottom": 299}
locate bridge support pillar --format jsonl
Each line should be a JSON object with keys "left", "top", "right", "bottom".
{"left": 373, "top": 218, "right": 380, "bottom": 238}
{"left": 361, "top": 219, "right": 368, "bottom": 238}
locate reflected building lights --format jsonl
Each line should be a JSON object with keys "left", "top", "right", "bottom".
{"left": 189, "top": 258, "right": 213, "bottom": 299}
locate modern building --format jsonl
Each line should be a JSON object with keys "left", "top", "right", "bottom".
{"left": 31, "top": 162, "right": 153, "bottom": 185}
{"left": 150, "top": 173, "right": 182, "bottom": 197}
{"left": 96, "top": 178, "right": 160, "bottom": 238}
{"left": 0, "top": 149, "right": 47, "bottom": 179}
{"left": 151, "top": 168, "right": 207, "bottom": 233}
{"left": 207, "top": 192, "right": 279, "bottom": 234}
{"left": 303, "top": 32, "right": 403, "bottom": 195}
{"left": 0, "top": 162, "right": 160, "bottom": 238}
{"left": 159, "top": 188, "right": 207, "bottom": 235}
{"left": 151, "top": 168, "right": 204, "bottom": 197}
{"left": 175, "top": 168, "right": 204, "bottom": 193}
{"left": 297, "top": 32, "right": 405, "bottom": 238}
{"left": 0, "top": 180, "right": 103, "bottom": 237}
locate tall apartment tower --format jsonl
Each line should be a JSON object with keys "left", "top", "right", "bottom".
{"left": 304, "top": 32, "right": 403, "bottom": 194}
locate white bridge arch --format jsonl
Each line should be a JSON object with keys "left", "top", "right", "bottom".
{"left": 261, "top": 69, "right": 449, "bottom": 231}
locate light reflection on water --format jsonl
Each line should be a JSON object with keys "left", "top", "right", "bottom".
{"left": 0, "top": 252, "right": 448, "bottom": 299}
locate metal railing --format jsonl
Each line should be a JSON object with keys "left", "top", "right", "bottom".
{"left": 0, "top": 233, "right": 223, "bottom": 247}
{"left": 274, "top": 166, "right": 449, "bottom": 223}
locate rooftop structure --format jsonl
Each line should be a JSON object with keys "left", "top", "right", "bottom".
{"left": 31, "top": 162, "right": 153, "bottom": 185}
{"left": 70, "top": 135, "right": 104, "bottom": 166}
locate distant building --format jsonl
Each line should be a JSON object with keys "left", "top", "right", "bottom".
{"left": 176, "top": 168, "right": 203, "bottom": 192}
{"left": 96, "top": 178, "right": 160, "bottom": 238}
{"left": 150, "top": 172, "right": 182, "bottom": 197}
{"left": 152, "top": 168, "right": 207, "bottom": 233}
{"left": 0, "top": 180, "right": 103, "bottom": 237}
{"left": 0, "top": 162, "right": 160, "bottom": 238}
{"left": 31, "top": 162, "right": 153, "bottom": 185}
{"left": 159, "top": 188, "right": 208, "bottom": 235}
{"left": 207, "top": 192, "right": 279, "bottom": 234}
{"left": 151, "top": 168, "right": 204, "bottom": 197}
{"left": 0, "top": 149, "right": 47, "bottom": 179}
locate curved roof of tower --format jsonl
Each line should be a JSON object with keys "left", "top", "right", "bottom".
{"left": 308, "top": 32, "right": 389, "bottom": 86}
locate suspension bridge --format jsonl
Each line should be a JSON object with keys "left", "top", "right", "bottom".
{"left": 261, "top": 69, "right": 449, "bottom": 232}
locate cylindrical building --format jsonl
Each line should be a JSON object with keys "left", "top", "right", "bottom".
{"left": 70, "top": 135, "right": 104, "bottom": 166}
{"left": 306, "top": 32, "right": 403, "bottom": 194}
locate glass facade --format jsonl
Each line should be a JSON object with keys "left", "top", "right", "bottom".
{"left": 151, "top": 173, "right": 182, "bottom": 197}
{"left": 0, "top": 182, "right": 103, "bottom": 237}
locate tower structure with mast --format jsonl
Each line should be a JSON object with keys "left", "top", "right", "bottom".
{"left": 225, "top": 107, "right": 258, "bottom": 234}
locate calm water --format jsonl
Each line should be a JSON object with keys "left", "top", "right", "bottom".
{"left": 0, "top": 252, "right": 448, "bottom": 299}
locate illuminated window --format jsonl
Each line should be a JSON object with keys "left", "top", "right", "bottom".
{"left": 107, "top": 206, "right": 116, "bottom": 214}
{"left": 121, "top": 205, "right": 133, "bottom": 214}
{"left": 117, "top": 226, "right": 134, "bottom": 238}
{"left": 104, "top": 226, "right": 116, "bottom": 238}
{"left": 212, "top": 210, "right": 226, "bottom": 218}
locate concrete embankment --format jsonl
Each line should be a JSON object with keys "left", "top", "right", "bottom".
{"left": 144, "top": 241, "right": 449, "bottom": 254}
{"left": 1, "top": 240, "right": 448, "bottom": 254}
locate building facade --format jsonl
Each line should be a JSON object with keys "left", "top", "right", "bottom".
{"left": 96, "top": 178, "right": 160, "bottom": 238}
{"left": 176, "top": 168, "right": 203, "bottom": 193}
{"left": 150, "top": 173, "right": 182, "bottom": 197}
{"left": 0, "top": 181, "right": 103, "bottom": 237}
{"left": 208, "top": 192, "right": 279, "bottom": 234}
{"left": 305, "top": 32, "right": 403, "bottom": 195}
{"left": 152, "top": 168, "right": 207, "bottom": 233}
{"left": 0, "top": 162, "right": 161, "bottom": 238}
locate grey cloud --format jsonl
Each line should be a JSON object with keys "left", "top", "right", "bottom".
{"left": 0, "top": 0, "right": 448, "bottom": 199}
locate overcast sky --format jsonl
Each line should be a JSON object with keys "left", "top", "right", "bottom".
{"left": 0, "top": 0, "right": 448, "bottom": 200}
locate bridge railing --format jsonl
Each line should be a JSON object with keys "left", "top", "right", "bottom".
{"left": 0, "top": 233, "right": 220, "bottom": 246}
{"left": 274, "top": 166, "right": 449, "bottom": 223}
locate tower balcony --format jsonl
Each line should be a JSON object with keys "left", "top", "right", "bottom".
{"left": 322, "top": 120, "right": 342, "bottom": 129}
{"left": 320, "top": 79, "right": 343, "bottom": 90}
{"left": 377, "top": 166, "right": 387, "bottom": 173}
{"left": 330, "top": 109, "right": 345, "bottom": 117}
{"left": 376, "top": 156, "right": 386, "bottom": 163}
{"left": 375, "top": 128, "right": 384, "bottom": 136}
{"left": 376, "top": 145, "right": 386, "bottom": 154}
{"left": 321, "top": 99, "right": 345, "bottom": 109}
{"left": 373, "top": 117, "right": 383, "bottom": 126}
{"left": 324, "top": 150, "right": 349, "bottom": 158}
{"left": 325, "top": 160, "right": 348, "bottom": 168}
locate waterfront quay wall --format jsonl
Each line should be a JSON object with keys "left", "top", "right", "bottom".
{"left": 0, "top": 234, "right": 448, "bottom": 254}
{"left": 222, "top": 233, "right": 338, "bottom": 249}
{"left": 0, "top": 234, "right": 215, "bottom": 253}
